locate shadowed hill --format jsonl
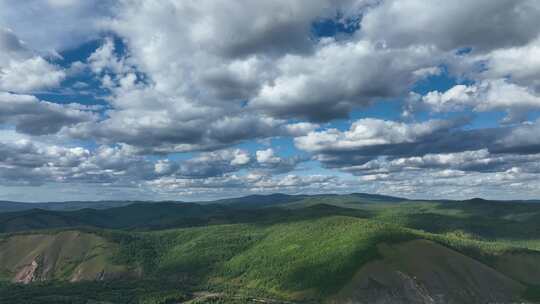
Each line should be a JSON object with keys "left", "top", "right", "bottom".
{"left": 4, "top": 198, "right": 540, "bottom": 243}
{"left": 0, "top": 200, "right": 145, "bottom": 213}
{"left": 0, "top": 202, "right": 371, "bottom": 233}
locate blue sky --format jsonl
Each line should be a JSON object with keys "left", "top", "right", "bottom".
{"left": 1, "top": 0, "right": 540, "bottom": 202}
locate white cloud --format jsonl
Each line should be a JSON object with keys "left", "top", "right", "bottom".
{"left": 285, "top": 122, "right": 320, "bottom": 136}
{"left": 0, "top": 27, "right": 29, "bottom": 65}
{"left": 2, "top": 0, "right": 540, "bottom": 200}
{"left": 295, "top": 118, "right": 458, "bottom": 152}
{"left": 0, "top": 27, "right": 66, "bottom": 93}
{"left": 360, "top": 0, "right": 540, "bottom": 52}
{"left": 256, "top": 148, "right": 281, "bottom": 164}
{"left": 230, "top": 149, "right": 251, "bottom": 166}
{"left": 154, "top": 159, "right": 177, "bottom": 175}
{"left": 479, "top": 37, "right": 540, "bottom": 91}
{"left": 249, "top": 40, "right": 438, "bottom": 121}
{"left": 409, "top": 79, "right": 540, "bottom": 122}
{"left": 0, "top": 1, "right": 110, "bottom": 52}
{"left": 0, "top": 92, "right": 95, "bottom": 135}
{"left": 147, "top": 173, "right": 347, "bottom": 198}
{"left": 0, "top": 57, "right": 65, "bottom": 92}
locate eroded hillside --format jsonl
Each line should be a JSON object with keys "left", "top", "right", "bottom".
{"left": 0, "top": 231, "right": 132, "bottom": 284}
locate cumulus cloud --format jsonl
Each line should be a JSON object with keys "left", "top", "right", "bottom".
{"left": 164, "top": 148, "right": 303, "bottom": 178}
{"left": 249, "top": 40, "right": 439, "bottom": 121}
{"left": 0, "top": 57, "right": 66, "bottom": 92}
{"left": 353, "top": 167, "right": 540, "bottom": 201}
{"left": 60, "top": 36, "right": 300, "bottom": 152}
{"left": 0, "top": 135, "right": 312, "bottom": 194}
{"left": 0, "top": 139, "right": 156, "bottom": 186}
{"left": 361, "top": 0, "right": 540, "bottom": 52}
{"left": 72, "top": 111, "right": 291, "bottom": 153}
{"left": 0, "top": 28, "right": 66, "bottom": 93}
{"left": 3, "top": 0, "right": 540, "bottom": 200}
{"left": 256, "top": 149, "right": 281, "bottom": 164}
{"left": 64, "top": 0, "right": 443, "bottom": 154}
{"left": 0, "top": 134, "right": 324, "bottom": 199}
{"left": 467, "top": 37, "right": 540, "bottom": 92}
{"left": 106, "top": 0, "right": 348, "bottom": 100}
{"left": 295, "top": 118, "right": 464, "bottom": 153}
{"left": 0, "top": 0, "right": 110, "bottom": 52}
{"left": 345, "top": 150, "right": 540, "bottom": 176}
{"left": 406, "top": 79, "right": 540, "bottom": 122}
{"left": 174, "top": 149, "right": 251, "bottom": 178}
{"left": 294, "top": 117, "right": 540, "bottom": 169}
{"left": 0, "top": 28, "right": 29, "bottom": 64}
{"left": 0, "top": 92, "right": 95, "bottom": 135}
{"left": 109, "top": 0, "right": 359, "bottom": 61}
{"left": 285, "top": 122, "right": 320, "bottom": 136}
{"left": 255, "top": 148, "right": 306, "bottom": 173}
{"left": 147, "top": 173, "right": 347, "bottom": 198}
{"left": 56, "top": 0, "right": 540, "bottom": 152}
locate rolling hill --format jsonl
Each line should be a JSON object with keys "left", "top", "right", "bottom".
{"left": 2, "top": 194, "right": 540, "bottom": 303}
{"left": 0, "top": 200, "right": 146, "bottom": 213}
{"left": 0, "top": 192, "right": 409, "bottom": 213}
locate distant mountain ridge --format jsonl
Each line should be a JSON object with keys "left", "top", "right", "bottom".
{"left": 2, "top": 192, "right": 540, "bottom": 214}
{"left": 0, "top": 200, "right": 145, "bottom": 213}
{"left": 1, "top": 192, "right": 408, "bottom": 213}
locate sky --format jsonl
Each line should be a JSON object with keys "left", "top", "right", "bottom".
{"left": 1, "top": 0, "right": 540, "bottom": 202}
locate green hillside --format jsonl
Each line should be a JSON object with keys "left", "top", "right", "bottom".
{"left": 2, "top": 195, "right": 540, "bottom": 303}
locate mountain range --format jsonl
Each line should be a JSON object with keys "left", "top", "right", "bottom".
{"left": 2, "top": 193, "right": 540, "bottom": 303}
